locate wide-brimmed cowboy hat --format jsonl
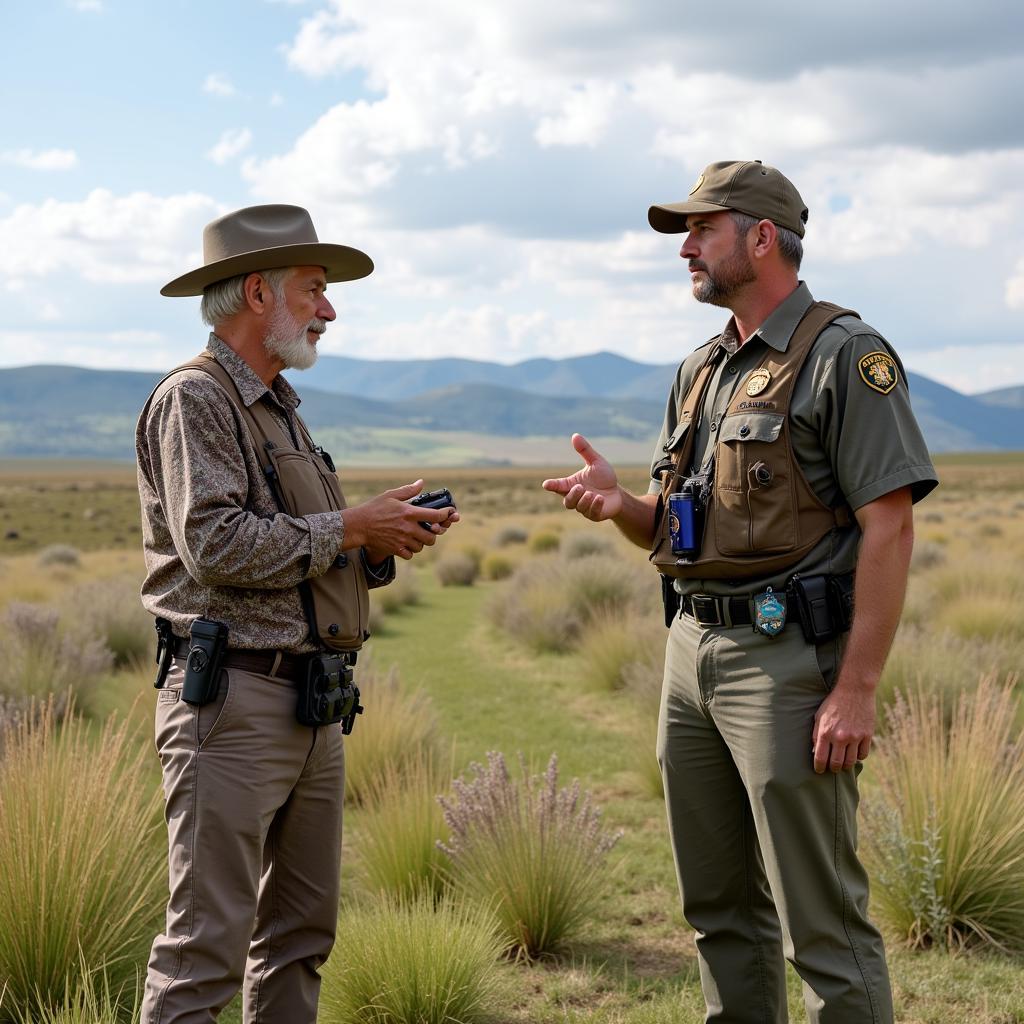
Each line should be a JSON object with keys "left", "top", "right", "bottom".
{"left": 160, "top": 204, "right": 374, "bottom": 296}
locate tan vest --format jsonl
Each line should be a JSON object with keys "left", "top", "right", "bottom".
{"left": 651, "top": 301, "right": 854, "bottom": 581}
{"left": 152, "top": 352, "right": 369, "bottom": 652}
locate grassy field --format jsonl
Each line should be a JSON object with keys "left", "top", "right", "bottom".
{"left": 1, "top": 455, "right": 1024, "bottom": 1022}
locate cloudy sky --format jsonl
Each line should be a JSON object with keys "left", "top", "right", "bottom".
{"left": 2, "top": 0, "right": 1022, "bottom": 393}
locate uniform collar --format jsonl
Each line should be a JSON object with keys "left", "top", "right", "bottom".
{"left": 207, "top": 334, "right": 301, "bottom": 412}
{"left": 747, "top": 281, "right": 814, "bottom": 353}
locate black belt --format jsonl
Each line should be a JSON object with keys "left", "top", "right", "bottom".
{"left": 170, "top": 637, "right": 312, "bottom": 679}
{"left": 679, "top": 593, "right": 753, "bottom": 628}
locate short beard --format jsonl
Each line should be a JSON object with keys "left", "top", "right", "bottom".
{"left": 691, "top": 237, "right": 756, "bottom": 307}
{"left": 264, "top": 306, "right": 325, "bottom": 371}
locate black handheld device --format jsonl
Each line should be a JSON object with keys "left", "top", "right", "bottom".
{"left": 182, "top": 618, "right": 229, "bottom": 706}
{"left": 409, "top": 487, "right": 456, "bottom": 530}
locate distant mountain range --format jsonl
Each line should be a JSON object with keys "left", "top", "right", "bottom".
{"left": 0, "top": 352, "right": 1021, "bottom": 464}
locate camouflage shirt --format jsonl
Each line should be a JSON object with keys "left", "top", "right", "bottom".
{"left": 136, "top": 335, "right": 373, "bottom": 652}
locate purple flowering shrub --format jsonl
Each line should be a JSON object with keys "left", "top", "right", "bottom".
{"left": 438, "top": 751, "right": 622, "bottom": 958}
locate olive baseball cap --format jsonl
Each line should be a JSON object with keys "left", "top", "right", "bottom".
{"left": 648, "top": 160, "right": 808, "bottom": 238}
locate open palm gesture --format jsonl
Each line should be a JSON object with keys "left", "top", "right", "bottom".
{"left": 541, "top": 434, "right": 623, "bottom": 521}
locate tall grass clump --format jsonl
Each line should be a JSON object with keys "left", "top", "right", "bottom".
{"left": 481, "top": 553, "right": 514, "bottom": 580}
{"left": 36, "top": 544, "right": 81, "bottom": 568}
{"left": 60, "top": 578, "right": 152, "bottom": 668}
{"left": 0, "top": 701, "right": 163, "bottom": 1017}
{"left": 494, "top": 524, "right": 528, "bottom": 547}
{"left": 863, "top": 677, "right": 1024, "bottom": 952}
{"left": 320, "top": 896, "right": 504, "bottom": 1024}
{"left": 577, "top": 610, "right": 665, "bottom": 692}
{"left": 439, "top": 752, "right": 622, "bottom": 958}
{"left": 529, "top": 530, "right": 560, "bottom": 553}
{"left": 372, "top": 568, "right": 420, "bottom": 614}
{"left": 355, "top": 752, "right": 452, "bottom": 903}
{"left": 489, "top": 555, "right": 653, "bottom": 655}
{"left": 7, "top": 954, "right": 141, "bottom": 1024}
{"left": 878, "top": 626, "right": 1024, "bottom": 729}
{"left": 561, "top": 531, "right": 614, "bottom": 560}
{"left": 344, "top": 663, "right": 442, "bottom": 807}
{"left": 0, "top": 603, "right": 112, "bottom": 710}
{"left": 434, "top": 551, "right": 479, "bottom": 587}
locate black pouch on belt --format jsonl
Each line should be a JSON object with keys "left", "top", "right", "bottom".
{"left": 297, "top": 653, "right": 364, "bottom": 733}
{"left": 182, "top": 618, "right": 229, "bottom": 706}
{"left": 788, "top": 575, "right": 835, "bottom": 643}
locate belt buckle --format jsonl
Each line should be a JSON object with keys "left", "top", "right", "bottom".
{"left": 690, "top": 594, "right": 723, "bottom": 627}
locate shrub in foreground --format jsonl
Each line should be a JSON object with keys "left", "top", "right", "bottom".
{"left": 0, "top": 701, "right": 163, "bottom": 1016}
{"left": 320, "top": 896, "right": 504, "bottom": 1024}
{"left": 439, "top": 752, "right": 622, "bottom": 958}
{"left": 7, "top": 955, "right": 141, "bottom": 1024}
{"left": 355, "top": 752, "right": 452, "bottom": 903}
{"left": 343, "top": 663, "right": 442, "bottom": 807}
{"left": 863, "top": 677, "right": 1024, "bottom": 952}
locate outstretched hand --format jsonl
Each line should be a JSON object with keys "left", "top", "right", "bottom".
{"left": 541, "top": 434, "right": 623, "bottom": 522}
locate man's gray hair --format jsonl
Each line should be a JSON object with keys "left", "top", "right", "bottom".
{"left": 200, "top": 267, "right": 293, "bottom": 327}
{"left": 730, "top": 211, "right": 803, "bottom": 271}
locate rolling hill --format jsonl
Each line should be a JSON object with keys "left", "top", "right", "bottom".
{"left": 0, "top": 354, "right": 1020, "bottom": 464}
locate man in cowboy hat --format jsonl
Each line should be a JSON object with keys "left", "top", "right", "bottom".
{"left": 136, "top": 204, "right": 457, "bottom": 1023}
{"left": 543, "top": 161, "right": 937, "bottom": 1023}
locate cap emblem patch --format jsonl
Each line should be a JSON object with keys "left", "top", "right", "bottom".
{"left": 858, "top": 351, "right": 898, "bottom": 394}
{"left": 745, "top": 369, "right": 772, "bottom": 396}
{"left": 689, "top": 173, "right": 705, "bottom": 196}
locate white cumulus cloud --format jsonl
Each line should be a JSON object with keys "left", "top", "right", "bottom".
{"left": 203, "top": 72, "right": 237, "bottom": 98}
{"left": 207, "top": 128, "right": 253, "bottom": 165}
{"left": 0, "top": 190, "right": 221, "bottom": 284}
{"left": 2, "top": 148, "right": 78, "bottom": 171}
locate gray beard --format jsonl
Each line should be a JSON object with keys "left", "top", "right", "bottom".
{"left": 265, "top": 310, "right": 324, "bottom": 371}
{"left": 691, "top": 245, "right": 756, "bottom": 308}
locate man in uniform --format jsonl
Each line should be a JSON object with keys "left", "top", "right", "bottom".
{"left": 543, "top": 160, "right": 937, "bottom": 1023}
{"left": 136, "top": 204, "right": 457, "bottom": 1023}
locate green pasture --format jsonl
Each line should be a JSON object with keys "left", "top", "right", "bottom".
{"left": 2, "top": 455, "right": 1024, "bottom": 1022}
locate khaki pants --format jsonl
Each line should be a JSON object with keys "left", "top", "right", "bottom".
{"left": 657, "top": 612, "right": 893, "bottom": 1024}
{"left": 142, "top": 659, "right": 345, "bottom": 1024}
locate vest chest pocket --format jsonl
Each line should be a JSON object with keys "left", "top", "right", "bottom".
{"left": 266, "top": 446, "right": 368, "bottom": 651}
{"left": 714, "top": 412, "right": 796, "bottom": 555}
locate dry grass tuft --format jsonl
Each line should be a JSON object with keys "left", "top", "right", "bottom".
{"left": 863, "top": 676, "right": 1024, "bottom": 953}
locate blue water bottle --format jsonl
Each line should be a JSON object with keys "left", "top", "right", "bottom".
{"left": 668, "top": 483, "right": 700, "bottom": 560}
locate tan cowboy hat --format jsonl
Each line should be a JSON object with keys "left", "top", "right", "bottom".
{"left": 161, "top": 204, "right": 374, "bottom": 296}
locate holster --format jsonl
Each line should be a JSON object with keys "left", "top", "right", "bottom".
{"left": 787, "top": 573, "right": 854, "bottom": 643}
{"left": 182, "top": 618, "right": 229, "bottom": 706}
{"left": 296, "top": 652, "right": 363, "bottom": 733}
{"left": 661, "top": 575, "right": 680, "bottom": 628}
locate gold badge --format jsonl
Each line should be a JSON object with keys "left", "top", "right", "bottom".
{"left": 689, "top": 173, "right": 705, "bottom": 195}
{"left": 858, "top": 351, "right": 899, "bottom": 395}
{"left": 745, "top": 369, "right": 772, "bottom": 396}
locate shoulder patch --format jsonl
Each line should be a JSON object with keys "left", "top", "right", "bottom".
{"left": 858, "top": 351, "right": 898, "bottom": 395}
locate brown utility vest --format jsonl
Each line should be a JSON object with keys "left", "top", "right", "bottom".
{"left": 651, "top": 301, "right": 854, "bottom": 581}
{"left": 148, "top": 352, "right": 369, "bottom": 652}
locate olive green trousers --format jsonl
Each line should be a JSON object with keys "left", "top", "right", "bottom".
{"left": 657, "top": 612, "right": 893, "bottom": 1024}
